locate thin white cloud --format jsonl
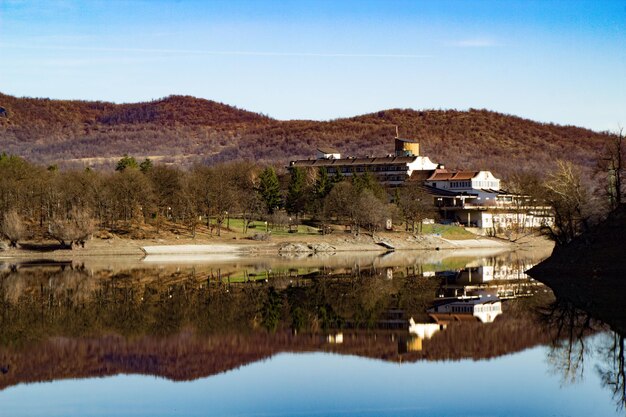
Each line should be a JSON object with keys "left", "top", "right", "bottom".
{"left": 447, "top": 38, "right": 499, "bottom": 48}
{"left": 0, "top": 43, "right": 431, "bottom": 59}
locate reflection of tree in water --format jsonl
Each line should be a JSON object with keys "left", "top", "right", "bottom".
{"left": 541, "top": 298, "right": 593, "bottom": 384}
{"left": 0, "top": 263, "right": 573, "bottom": 390}
{"left": 541, "top": 298, "right": 626, "bottom": 411}
{"left": 597, "top": 333, "right": 626, "bottom": 411}
{"left": 262, "top": 287, "right": 282, "bottom": 332}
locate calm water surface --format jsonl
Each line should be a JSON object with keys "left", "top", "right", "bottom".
{"left": 0, "top": 248, "right": 623, "bottom": 416}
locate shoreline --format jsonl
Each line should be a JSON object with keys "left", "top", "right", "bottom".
{"left": 0, "top": 230, "right": 553, "bottom": 261}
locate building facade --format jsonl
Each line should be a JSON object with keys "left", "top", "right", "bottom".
{"left": 289, "top": 138, "right": 553, "bottom": 230}
{"left": 424, "top": 169, "right": 553, "bottom": 230}
{"left": 289, "top": 138, "right": 439, "bottom": 185}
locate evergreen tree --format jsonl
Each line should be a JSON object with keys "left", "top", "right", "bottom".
{"left": 286, "top": 167, "right": 306, "bottom": 216}
{"left": 352, "top": 170, "right": 385, "bottom": 200}
{"left": 139, "top": 158, "right": 153, "bottom": 174}
{"left": 314, "top": 167, "right": 334, "bottom": 199}
{"left": 258, "top": 167, "right": 282, "bottom": 214}
{"left": 115, "top": 154, "right": 138, "bottom": 172}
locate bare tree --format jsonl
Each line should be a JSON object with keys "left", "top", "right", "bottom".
{"left": 148, "top": 165, "right": 184, "bottom": 232}
{"left": 48, "top": 207, "right": 96, "bottom": 248}
{"left": 179, "top": 175, "right": 202, "bottom": 238}
{"left": 108, "top": 169, "right": 154, "bottom": 224}
{"left": 241, "top": 191, "right": 263, "bottom": 234}
{"left": 324, "top": 181, "right": 359, "bottom": 233}
{"left": 268, "top": 210, "right": 290, "bottom": 231}
{"left": 603, "top": 129, "right": 624, "bottom": 210}
{"left": 396, "top": 185, "right": 435, "bottom": 233}
{"left": 541, "top": 160, "right": 590, "bottom": 246}
{"left": 209, "top": 164, "right": 239, "bottom": 236}
{"left": 355, "top": 190, "right": 388, "bottom": 237}
{"left": 1, "top": 210, "right": 27, "bottom": 247}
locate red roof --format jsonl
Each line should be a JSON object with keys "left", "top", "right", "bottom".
{"left": 427, "top": 169, "right": 479, "bottom": 181}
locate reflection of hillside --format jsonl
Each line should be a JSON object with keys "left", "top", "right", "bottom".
{"left": 0, "top": 308, "right": 554, "bottom": 391}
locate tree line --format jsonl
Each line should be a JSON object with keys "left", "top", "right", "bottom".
{"left": 1, "top": 127, "right": 623, "bottom": 249}
{"left": 0, "top": 153, "right": 439, "bottom": 248}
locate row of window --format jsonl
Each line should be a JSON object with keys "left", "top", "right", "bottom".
{"left": 326, "top": 165, "right": 408, "bottom": 174}
{"left": 474, "top": 180, "right": 498, "bottom": 188}
{"left": 430, "top": 180, "right": 499, "bottom": 189}
{"left": 323, "top": 169, "right": 406, "bottom": 182}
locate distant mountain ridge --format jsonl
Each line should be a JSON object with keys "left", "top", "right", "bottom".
{"left": 0, "top": 92, "right": 614, "bottom": 177}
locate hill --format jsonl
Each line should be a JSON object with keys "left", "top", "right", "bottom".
{"left": 0, "top": 92, "right": 615, "bottom": 177}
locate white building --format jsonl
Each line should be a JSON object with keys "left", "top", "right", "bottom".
{"left": 425, "top": 169, "right": 501, "bottom": 201}
{"left": 290, "top": 138, "right": 440, "bottom": 185}
{"left": 424, "top": 169, "right": 553, "bottom": 230}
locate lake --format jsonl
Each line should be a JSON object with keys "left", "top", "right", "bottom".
{"left": 1, "top": 247, "right": 624, "bottom": 416}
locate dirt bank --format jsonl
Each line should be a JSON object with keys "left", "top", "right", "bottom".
{"left": 0, "top": 228, "right": 552, "bottom": 260}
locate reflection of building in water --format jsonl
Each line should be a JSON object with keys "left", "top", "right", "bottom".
{"left": 406, "top": 318, "right": 446, "bottom": 351}
{"left": 456, "top": 266, "right": 494, "bottom": 284}
{"left": 436, "top": 263, "right": 542, "bottom": 300}
{"left": 428, "top": 294, "right": 502, "bottom": 323}
{"left": 326, "top": 332, "right": 344, "bottom": 344}
{"left": 455, "top": 263, "right": 536, "bottom": 283}
{"left": 343, "top": 309, "right": 411, "bottom": 330}
{"left": 408, "top": 318, "right": 444, "bottom": 339}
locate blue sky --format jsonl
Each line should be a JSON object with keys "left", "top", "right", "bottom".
{"left": 0, "top": 0, "right": 624, "bottom": 131}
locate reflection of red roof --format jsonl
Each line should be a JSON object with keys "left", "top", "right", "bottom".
{"left": 427, "top": 169, "right": 479, "bottom": 181}
{"left": 428, "top": 313, "right": 480, "bottom": 324}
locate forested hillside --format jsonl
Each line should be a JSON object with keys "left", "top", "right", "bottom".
{"left": 0, "top": 92, "right": 615, "bottom": 178}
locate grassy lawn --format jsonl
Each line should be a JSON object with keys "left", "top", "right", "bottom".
{"left": 421, "top": 257, "right": 480, "bottom": 272}
{"left": 420, "top": 223, "right": 476, "bottom": 240}
{"left": 224, "top": 218, "right": 319, "bottom": 236}
{"left": 222, "top": 217, "right": 474, "bottom": 239}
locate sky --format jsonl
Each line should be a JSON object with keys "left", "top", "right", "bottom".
{"left": 0, "top": 0, "right": 624, "bottom": 131}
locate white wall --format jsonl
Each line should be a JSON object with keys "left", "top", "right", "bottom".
{"left": 316, "top": 150, "right": 341, "bottom": 160}
{"left": 471, "top": 171, "right": 501, "bottom": 190}
{"left": 407, "top": 156, "right": 438, "bottom": 174}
